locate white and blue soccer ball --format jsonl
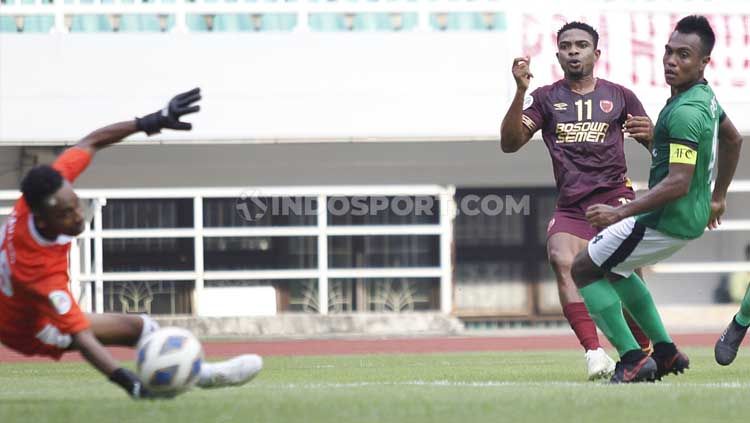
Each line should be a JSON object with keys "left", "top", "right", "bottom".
{"left": 136, "top": 327, "right": 204, "bottom": 396}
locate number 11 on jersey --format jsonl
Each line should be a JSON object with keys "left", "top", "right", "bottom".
{"left": 575, "top": 99, "right": 592, "bottom": 121}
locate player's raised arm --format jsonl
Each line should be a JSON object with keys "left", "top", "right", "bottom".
{"left": 75, "top": 88, "right": 201, "bottom": 156}
{"left": 708, "top": 115, "right": 743, "bottom": 230}
{"left": 500, "top": 57, "right": 535, "bottom": 153}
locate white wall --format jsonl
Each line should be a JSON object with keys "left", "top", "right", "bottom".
{"left": 2, "top": 7, "right": 750, "bottom": 145}
{"left": 0, "top": 33, "right": 512, "bottom": 143}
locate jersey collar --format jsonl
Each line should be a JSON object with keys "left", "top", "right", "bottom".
{"left": 561, "top": 77, "right": 599, "bottom": 95}
{"left": 666, "top": 78, "right": 708, "bottom": 105}
{"left": 27, "top": 214, "right": 74, "bottom": 247}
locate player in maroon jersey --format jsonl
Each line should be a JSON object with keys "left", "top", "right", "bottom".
{"left": 500, "top": 21, "right": 653, "bottom": 380}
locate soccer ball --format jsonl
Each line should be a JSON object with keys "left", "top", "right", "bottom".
{"left": 135, "top": 327, "right": 204, "bottom": 396}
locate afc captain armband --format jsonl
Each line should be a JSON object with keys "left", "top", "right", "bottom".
{"left": 521, "top": 114, "right": 537, "bottom": 131}
{"left": 669, "top": 143, "right": 697, "bottom": 165}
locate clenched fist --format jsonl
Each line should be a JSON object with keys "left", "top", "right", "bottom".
{"left": 512, "top": 56, "right": 534, "bottom": 91}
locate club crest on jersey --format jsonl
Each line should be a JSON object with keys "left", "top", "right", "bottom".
{"left": 48, "top": 290, "right": 72, "bottom": 315}
{"left": 599, "top": 100, "right": 613, "bottom": 113}
{"left": 553, "top": 103, "right": 568, "bottom": 111}
{"left": 523, "top": 95, "right": 534, "bottom": 110}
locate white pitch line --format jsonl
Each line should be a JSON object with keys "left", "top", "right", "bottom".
{"left": 267, "top": 380, "right": 750, "bottom": 389}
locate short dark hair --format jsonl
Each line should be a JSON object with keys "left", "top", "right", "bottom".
{"left": 675, "top": 15, "right": 715, "bottom": 55}
{"left": 557, "top": 21, "right": 599, "bottom": 48}
{"left": 21, "top": 165, "right": 63, "bottom": 214}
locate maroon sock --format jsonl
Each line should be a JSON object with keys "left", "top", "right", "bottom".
{"left": 562, "top": 302, "right": 601, "bottom": 351}
{"left": 624, "top": 310, "right": 651, "bottom": 351}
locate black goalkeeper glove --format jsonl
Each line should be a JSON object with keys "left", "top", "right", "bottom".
{"left": 136, "top": 87, "right": 201, "bottom": 136}
{"left": 109, "top": 367, "right": 153, "bottom": 399}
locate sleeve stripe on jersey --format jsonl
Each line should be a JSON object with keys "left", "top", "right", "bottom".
{"left": 669, "top": 143, "right": 698, "bottom": 165}
{"left": 521, "top": 114, "right": 537, "bottom": 131}
{"left": 667, "top": 138, "right": 699, "bottom": 150}
{"left": 719, "top": 111, "right": 727, "bottom": 123}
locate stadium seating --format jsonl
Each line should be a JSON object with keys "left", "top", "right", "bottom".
{"left": 186, "top": 13, "right": 295, "bottom": 31}
{"left": 308, "top": 12, "right": 418, "bottom": 32}
{"left": 69, "top": 14, "right": 113, "bottom": 32}
{"left": 430, "top": 12, "right": 506, "bottom": 31}
{"left": 0, "top": 0, "right": 509, "bottom": 33}
{"left": 116, "top": 14, "right": 173, "bottom": 32}
{"left": 0, "top": 15, "right": 56, "bottom": 32}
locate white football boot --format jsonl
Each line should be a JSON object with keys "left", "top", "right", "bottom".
{"left": 197, "top": 354, "right": 263, "bottom": 389}
{"left": 585, "top": 348, "right": 616, "bottom": 381}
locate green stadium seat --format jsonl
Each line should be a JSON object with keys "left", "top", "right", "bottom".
{"left": 473, "top": 12, "right": 507, "bottom": 31}
{"left": 259, "top": 13, "right": 296, "bottom": 31}
{"left": 69, "top": 14, "right": 112, "bottom": 32}
{"left": 0, "top": 16, "right": 19, "bottom": 33}
{"left": 118, "top": 14, "right": 173, "bottom": 32}
{"left": 353, "top": 13, "right": 380, "bottom": 31}
{"left": 186, "top": 14, "right": 209, "bottom": 32}
{"left": 384, "top": 12, "right": 417, "bottom": 31}
{"left": 22, "top": 15, "right": 55, "bottom": 32}
{"left": 308, "top": 13, "right": 346, "bottom": 32}
{"left": 213, "top": 14, "right": 253, "bottom": 32}
{"left": 447, "top": 12, "right": 475, "bottom": 31}
{"left": 118, "top": 15, "right": 143, "bottom": 32}
{"left": 430, "top": 12, "right": 507, "bottom": 32}
{"left": 400, "top": 13, "right": 418, "bottom": 31}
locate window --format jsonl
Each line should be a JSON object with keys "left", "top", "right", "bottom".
{"left": 204, "top": 236, "right": 317, "bottom": 270}
{"left": 453, "top": 188, "right": 556, "bottom": 316}
{"left": 329, "top": 235, "right": 439, "bottom": 268}
{"left": 203, "top": 197, "right": 317, "bottom": 227}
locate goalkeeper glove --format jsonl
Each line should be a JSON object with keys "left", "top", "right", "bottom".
{"left": 109, "top": 367, "right": 153, "bottom": 399}
{"left": 136, "top": 87, "right": 201, "bottom": 135}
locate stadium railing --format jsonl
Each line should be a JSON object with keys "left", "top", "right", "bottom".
{"left": 0, "top": 185, "right": 455, "bottom": 316}
{"left": 1, "top": 181, "right": 748, "bottom": 317}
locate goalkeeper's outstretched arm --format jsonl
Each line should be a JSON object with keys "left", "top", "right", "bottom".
{"left": 75, "top": 87, "right": 202, "bottom": 157}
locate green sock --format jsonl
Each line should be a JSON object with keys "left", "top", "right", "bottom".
{"left": 579, "top": 279, "right": 640, "bottom": 356}
{"left": 611, "top": 272, "right": 672, "bottom": 344}
{"left": 735, "top": 285, "right": 750, "bottom": 327}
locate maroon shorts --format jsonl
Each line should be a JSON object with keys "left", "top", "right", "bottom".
{"left": 547, "top": 185, "right": 636, "bottom": 241}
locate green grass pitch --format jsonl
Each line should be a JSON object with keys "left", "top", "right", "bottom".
{"left": 1, "top": 348, "right": 749, "bottom": 423}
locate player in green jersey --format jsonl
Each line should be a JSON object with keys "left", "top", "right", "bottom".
{"left": 568, "top": 15, "right": 743, "bottom": 383}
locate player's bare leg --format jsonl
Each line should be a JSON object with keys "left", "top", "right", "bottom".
{"left": 547, "top": 232, "right": 614, "bottom": 380}
{"left": 85, "top": 313, "right": 154, "bottom": 346}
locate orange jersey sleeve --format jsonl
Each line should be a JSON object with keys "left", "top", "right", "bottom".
{"left": 52, "top": 147, "right": 92, "bottom": 183}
